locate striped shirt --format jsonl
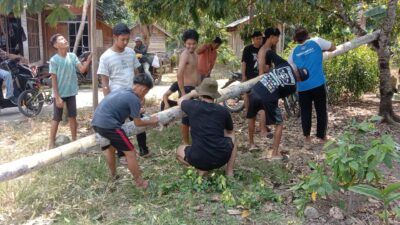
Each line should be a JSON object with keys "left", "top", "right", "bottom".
{"left": 97, "top": 47, "right": 141, "bottom": 92}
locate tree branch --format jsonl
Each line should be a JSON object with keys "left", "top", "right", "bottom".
{"left": 333, "top": 1, "right": 367, "bottom": 37}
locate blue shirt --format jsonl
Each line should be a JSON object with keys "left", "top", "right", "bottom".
{"left": 92, "top": 89, "right": 141, "bottom": 129}
{"left": 49, "top": 53, "right": 80, "bottom": 97}
{"left": 289, "top": 37, "right": 332, "bottom": 92}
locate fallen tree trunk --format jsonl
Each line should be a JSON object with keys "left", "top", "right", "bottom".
{"left": 0, "top": 31, "right": 380, "bottom": 183}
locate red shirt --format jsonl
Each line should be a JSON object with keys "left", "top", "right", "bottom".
{"left": 197, "top": 44, "right": 217, "bottom": 76}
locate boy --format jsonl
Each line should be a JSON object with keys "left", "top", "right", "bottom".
{"left": 98, "top": 23, "right": 150, "bottom": 158}
{"left": 92, "top": 74, "right": 159, "bottom": 189}
{"left": 48, "top": 34, "right": 92, "bottom": 149}
{"left": 177, "top": 29, "right": 201, "bottom": 144}
{"left": 176, "top": 78, "right": 237, "bottom": 176}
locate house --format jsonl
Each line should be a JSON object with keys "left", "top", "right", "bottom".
{"left": 129, "top": 24, "right": 172, "bottom": 53}
{"left": 225, "top": 16, "right": 285, "bottom": 58}
{"left": 0, "top": 2, "right": 113, "bottom": 66}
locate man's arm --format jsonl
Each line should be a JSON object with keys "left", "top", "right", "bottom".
{"left": 314, "top": 37, "right": 336, "bottom": 52}
{"left": 1, "top": 49, "right": 29, "bottom": 64}
{"left": 258, "top": 48, "right": 266, "bottom": 75}
{"left": 76, "top": 54, "right": 92, "bottom": 73}
{"left": 133, "top": 116, "right": 158, "bottom": 127}
{"left": 163, "top": 90, "right": 173, "bottom": 109}
{"left": 177, "top": 51, "right": 188, "bottom": 95}
{"left": 134, "top": 45, "right": 148, "bottom": 55}
{"left": 241, "top": 62, "right": 247, "bottom": 82}
{"left": 101, "top": 75, "right": 110, "bottom": 96}
{"left": 51, "top": 74, "right": 64, "bottom": 108}
{"left": 178, "top": 89, "right": 198, "bottom": 106}
{"left": 197, "top": 43, "right": 210, "bottom": 54}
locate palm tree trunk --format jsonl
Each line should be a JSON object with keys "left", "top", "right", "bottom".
{"left": 72, "top": 0, "right": 89, "bottom": 54}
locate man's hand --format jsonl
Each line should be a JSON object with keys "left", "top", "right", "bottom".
{"left": 55, "top": 96, "right": 64, "bottom": 108}
{"left": 18, "top": 57, "right": 29, "bottom": 65}
{"left": 189, "top": 89, "right": 198, "bottom": 98}
{"left": 135, "top": 177, "right": 149, "bottom": 189}
{"left": 150, "top": 116, "right": 159, "bottom": 124}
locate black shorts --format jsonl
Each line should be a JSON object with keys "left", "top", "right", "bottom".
{"left": 246, "top": 91, "right": 265, "bottom": 118}
{"left": 181, "top": 86, "right": 196, "bottom": 126}
{"left": 52, "top": 96, "right": 77, "bottom": 121}
{"left": 252, "top": 82, "right": 283, "bottom": 125}
{"left": 184, "top": 140, "right": 234, "bottom": 171}
{"left": 93, "top": 126, "right": 136, "bottom": 152}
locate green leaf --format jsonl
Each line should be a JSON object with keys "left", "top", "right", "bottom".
{"left": 349, "top": 184, "right": 382, "bottom": 200}
{"left": 383, "top": 182, "right": 400, "bottom": 195}
{"left": 45, "top": 6, "right": 75, "bottom": 27}
{"left": 366, "top": 172, "right": 375, "bottom": 182}
{"left": 387, "top": 193, "right": 400, "bottom": 203}
{"left": 349, "top": 161, "right": 359, "bottom": 170}
{"left": 367, "top": 115, "right": 383, "bottom": 122}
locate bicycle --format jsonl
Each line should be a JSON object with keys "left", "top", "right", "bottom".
{"left": 283, "top": 92, "right": 300, "bottom": 118}
{"left": 17, "top": 74, "right": 53, "bottom": 117}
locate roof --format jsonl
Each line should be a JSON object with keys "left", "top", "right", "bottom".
{"left": 130, "top": 23, "right": 172, "bottom": 38}
{"left": 225, "top": 16, "right": 250, "bottom": 28}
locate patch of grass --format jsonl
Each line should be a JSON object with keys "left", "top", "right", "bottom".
{"left": 0, "top": 123, "right": 296, "bottom": 224}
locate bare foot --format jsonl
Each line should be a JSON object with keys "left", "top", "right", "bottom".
{"left": 135, "top": 179, "right": 149, "bottom": 189}
{"left": 198, "top": 170, "right": 209, "bottom": 176}
{"left": 225, "top": 171, "right": 234, "bottom": 177}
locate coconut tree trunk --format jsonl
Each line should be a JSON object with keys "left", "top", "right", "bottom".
{"left": 0, "top": 31, "right": 381, "bottom": 182}
{"left": 72, "top": 0, "right": 89, "bottom": 54}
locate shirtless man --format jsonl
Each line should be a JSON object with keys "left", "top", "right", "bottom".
{"left": 177, "top": 29, "right": 201, "bottom": 145}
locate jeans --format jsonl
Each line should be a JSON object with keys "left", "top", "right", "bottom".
{"left": 298, "top": 84, "right": 328, "bottom": 139}
{"left": 0, "top": 69, "right": 13, "bottom": 98}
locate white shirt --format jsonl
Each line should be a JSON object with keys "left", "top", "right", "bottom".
{"left": 97, "top": 47, "right": 141, "bottom": 92}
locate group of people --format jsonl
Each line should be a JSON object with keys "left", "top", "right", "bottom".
{"left": 46, "top": 22, "right": 335, "bottom": 189}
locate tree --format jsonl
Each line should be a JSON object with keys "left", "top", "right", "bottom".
{"left": 72, "top": 0, "right": 89, "bottom": 54}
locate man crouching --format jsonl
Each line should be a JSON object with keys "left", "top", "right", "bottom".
{"left": 92, "top": 73, "right": 158, "bottom": 189}
{"left": 176, "top": 78, "right": 237, "bottom": 176}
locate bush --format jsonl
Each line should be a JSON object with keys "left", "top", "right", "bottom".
{"left": 217, "top": 43, "right": 241, "bottom": 71}
{"left": 324, "top": 45, "right": 379, "bottom": 103}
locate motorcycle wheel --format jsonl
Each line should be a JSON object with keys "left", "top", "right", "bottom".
{"left": 17, "top": 89, "right": 44, "bottom": 117}
{"left": 223, "top": 96, "right": 245, "bottom": 113}
{"left": 283, "top": 94, "right": 300, "bottom": 118}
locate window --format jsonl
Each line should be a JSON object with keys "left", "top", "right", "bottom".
{"left": 27, "top": 13, "right": 40, "bottom": 63}
{"left": 67, "top": 16, "right": 89, "bottom": 57}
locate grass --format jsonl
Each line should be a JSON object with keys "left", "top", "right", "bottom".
{"left": 0, "top": 122, "right": 301, "bottom": 225}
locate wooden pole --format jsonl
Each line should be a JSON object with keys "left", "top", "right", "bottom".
{"left": 90, "top": 0, "right": 98, "bottom": 109}
{"left": 0, "top": 31, "right": 381, "bottom": 183}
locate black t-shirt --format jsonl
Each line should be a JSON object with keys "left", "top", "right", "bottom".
{"left": 181, "top": 99, "right": 234, "bottom": 157}
{"left": 265, "top": 49, "right": 288, "bottom": 68}
{"left": 241, "top": 44, "right": 260, "bottom": 80}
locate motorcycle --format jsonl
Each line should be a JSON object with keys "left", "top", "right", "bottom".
{"left": 0, "top": 58, "right": 35, "bottom": 110}
{"left": 221, "top": 71, "right": 245, "bottom": 113}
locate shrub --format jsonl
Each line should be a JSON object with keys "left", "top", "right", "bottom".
{"left": 324, "top": 45, "right": 379, "bottom": 103}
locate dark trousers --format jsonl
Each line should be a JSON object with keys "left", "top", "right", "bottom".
{"left": 298, "top": 84, "right": 328, "bottom": 139}
{"left": 117, "top": 114, "right": 148, "bottom": 157}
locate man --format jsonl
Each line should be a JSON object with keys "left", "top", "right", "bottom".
{"left": 134, "top": 36, "right": 150, "bottom": 76}
{"left": 48, "top": 34, "right": 92, "bottom": 149}
{"left": 197, "top": 37, "right": 222, "bottom": 80}
{"left": 0, "top": 48, "right": 29, "bottom": 104}
{"left": 288, "top": 28, "right": 336, "bottom": 144}
{"left": 251, "top": 60, "right": 309, "bottom": 160}
{"left": 176, "top": 78, "right": 237, "bottom": 176}
{"left": 92, "top": 74, "right": 159, "bottom": 189}
{"left": 177, "top": 29, "right": 201, "bottom": 145}
{"left": 98, "top": 23, "right": 151, "bottom": 158}
{"left": 241, "top": 31, "right": 267, "bottom": 150}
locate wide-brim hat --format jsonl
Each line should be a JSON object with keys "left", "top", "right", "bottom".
{"left": 196, "top": 78, "right": 221, "bottom": 99}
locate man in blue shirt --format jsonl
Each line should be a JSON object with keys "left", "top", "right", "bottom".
{"left": 92, "top": 73, "right": 159, "bottom": 189}
{"left": 288, "top": 28, "right": 336, "bottom": 144}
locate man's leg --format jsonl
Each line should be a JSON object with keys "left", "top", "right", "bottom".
{"left": 313, "top": 85, "right": 328, "bottom": 141}
{"left": 104, "top": 146, "right": 117, "bottom": 177}
{"left": 259, "top": 110, "right": 268, "bottom": 137}
{"left": 124, "top": 150, "right": 148, "bottom": 189}
{"left": 248, "top": 117, "right": 256, "bottom": 148}
{"left": 225, "top": 132, "right": 237, "bottom": 177}
{"left": 298, "top": 90, "right": 313, "bottom": 142}
{"left": 68, "top": 117, "right": 77, "bottom": 141}
{"left": 181, "top": 124, "right": 190, "bottom": 145}
{"left": 176, "top": 144, "right": 191, "bottom": 166}
{"left": 271, "top": 124, "right": 283, "bottom": 157}
{"left": 136, "top": 132, "right": 150, "bottom": 156}
{"left": 49, "top": 120, "right": 60, "bottom": 149}
{"left": 0, "top": 69, "right": 14, "bottom": 99}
